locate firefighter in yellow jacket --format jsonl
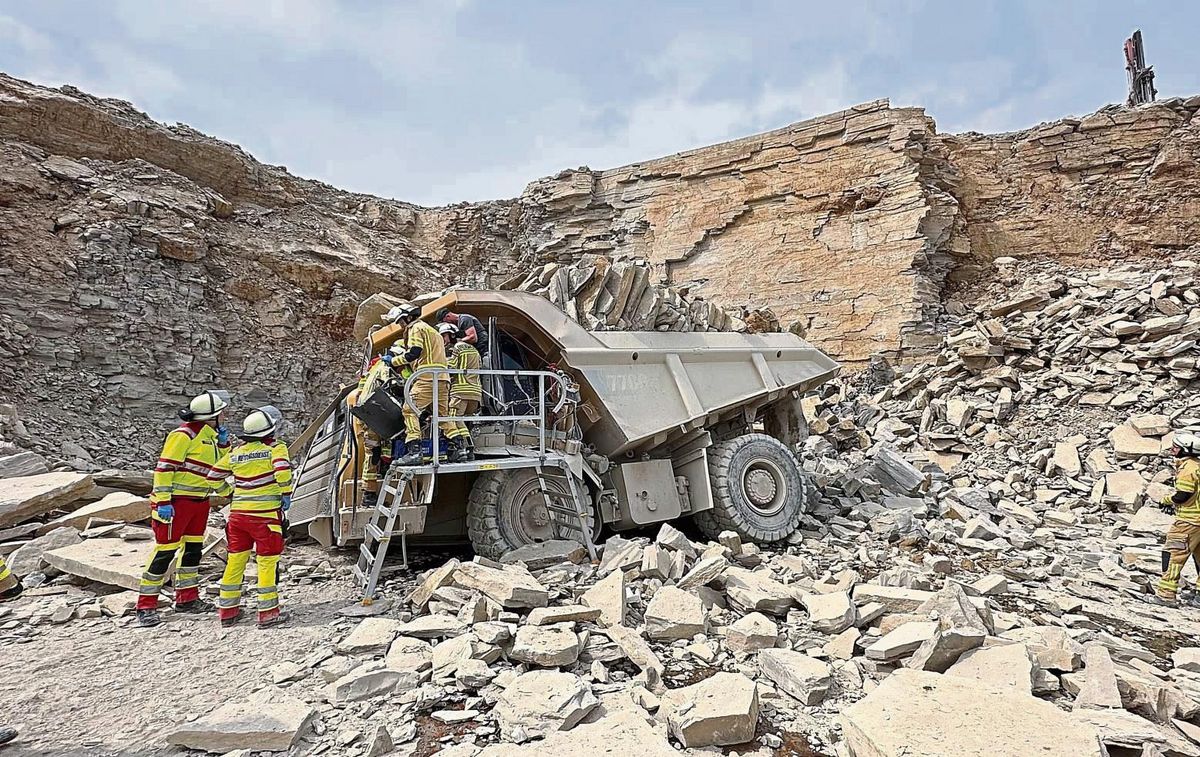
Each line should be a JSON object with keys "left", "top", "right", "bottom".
{"left": 211, "top": 407, "right": 293, "bottom": 628}
{"left": 137, "top": 391, "right": 232, "bottom": 628}
{"left": 441, "top": 322, "right": 481, "bottom": 461}
{"left": 1156, "top": 433, "right": 1200, "bottom": 604}
{"left": 390, "top": 304, "right": 466, "bottom": 465}
{"left": 0, "top": 555, "right": 22, "bottom": 602}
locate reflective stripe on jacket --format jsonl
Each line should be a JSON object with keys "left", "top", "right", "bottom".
{"left": 449, "top": 343, "right": 482, "bottom": 400}
{"left": 212, "top": 440, "right": 293, "bottom": 514}
{"left": 1174, "top": 457, "right": 1200, "bottom": 524}
{"left": 151, "top": 423, "right": 230, "bottom": 504}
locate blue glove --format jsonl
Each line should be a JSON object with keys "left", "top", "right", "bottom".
{"left": 281, "top": 495, "right": 292, "bottom": 512}
{"left": 154, "top": 504, "right": 175, "bottom": 523}
{"left": 381, "top": 354, "right": 395, "bottom": 366}
{"left": 217, "top": 426, "right": 230, "bottom": 445}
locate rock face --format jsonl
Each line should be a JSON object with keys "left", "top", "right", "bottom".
{"left": 167, "top": 690, "right": 316, "bottom": 753}
{"left": 841, "top": 669, "right": 1104, "bottom": 757}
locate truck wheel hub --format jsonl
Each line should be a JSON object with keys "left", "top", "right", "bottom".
{"left": 745, "top": 469, "right": 777, "bottom": 505}
{"left": 742, "top": 460, "right": 785, "bottom": 515}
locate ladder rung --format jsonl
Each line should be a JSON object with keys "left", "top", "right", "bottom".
{"left": 545, "top": 504, "right": 586, "bottom": 515}
{"left": 358, "top": 543, "right": 376, "bottom": 565}
{"left": 365, "top": 523, "right": 389, "bottom": 541}
{"left": 553, "top": 521, "right": 584, "bottom": 532}
{"left": 376, "top": 503, "right": 394, "bottom": 517}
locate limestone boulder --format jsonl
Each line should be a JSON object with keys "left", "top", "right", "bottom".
{"left": 394, "top": 614, "right": 468, "bottom": 639}
{"left": 722, "top": 567, "right": 795, "bottom": 615}
{"left": 500, "top": 540, "right": 587, "bottom": 571}
{"left": 327, "top": 663, "right": 403, "bottom": 704}
{"left": 644, "top": 586, "right": 706, "bottom": 641}
{"left": 37, "top": 492, "right": 150, "bottom": 534}
{"left": 580, "top": 567, "right": 625, "bottom": 627}
{"left": 1000, "top": 626, "right": 1083, "bottom": 671}
{"left": 494, "top": 670, "right": 598, "bottom": 740}
{"left": 758, "top": 649, "right": 833, "bottom": 705}
{"left": 677, "top": 555, "right": 727, "bottom": 590}
{"left": 726, "top": 612, "right": 779, "bottom": 655}
{"left": 337, "top": 617, "right": 405, "bottom": 655}
{"left": 453, "top": 561, "right": 548, "bottom": 609}
{"left": 1074, "top": 643, "right": 1123, "bottom": 709}
{"left": 0, "top": 450, "right": 49, "bottom": 479}
{"left": 511, "top": 623, "right": 581, "bottom": 667}
{"left": 43, "top": 537, "right": 164, "bottom": 591}
{"left": 8, "top": 526, "right": 82, "bottom": 577}
{"left": 0, "top": 472, "right": 94, "bottom": 527}
{"left": 799, "top": 590, "right": 856, "bottom": 633}
{"left": 526, "top": 605, "right": 601, "bottom": 626}
{"left": 865, "top": 621, "right": 938, "bottom": 662}
{"left": 407, "top": 559, "right": 460, "bottom": 609}
{"left": 841, "top": 669, "right": 1103, "bottom": 757}
{"left": 167, "top": 689, "right": 316, "bottom": 753}
{"left": 661, "top": 672, "right": 759, "bottom": 748}
{"left": 946, "top": 642, "right": 1037, "bottom": 693}
{"left": 384, "top": 636, "right": 433, "bottom": 672}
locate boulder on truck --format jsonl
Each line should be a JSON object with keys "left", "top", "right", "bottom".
{"left": 287, "top": 290, "right": 839, "bottom": 595}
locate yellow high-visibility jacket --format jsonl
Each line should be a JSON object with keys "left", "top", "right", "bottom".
{"left": 151, "top": 422, "right": 231, "bottom": 504}
{"left": 407, "top": 320, "right": 449, "bottom": 381}
{"left": 1172, "top": 457, "right": 1200, "bottom": 524}
{"left": 212, "top": 440, "right": 293, "bottom": 516}
{"left": 449, "top": 342, "right": 482, "bottom": 401}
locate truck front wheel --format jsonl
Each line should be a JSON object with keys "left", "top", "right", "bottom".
{"left": 694, "top": 433, "right": 806, "bottom": 544}
{"left": 466, "top": 469, "right": 595, "bottom": 560}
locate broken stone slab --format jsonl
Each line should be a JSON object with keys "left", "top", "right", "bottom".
{"left": 1075, "top": 643, "right": 1123, "bottom": 709}
{"left": 758, "top": 649, "right": 833, "bottom": 705}
{"left": 677, "top": 555, "right": 728, "bottom": 590}
{"left": 1074, "top": 708, "right": 1200, "bottom": 757}
{"left": 8, "top": 526, "right": 81, "bottom": 577}
{"left": 799, "top": 590, "right": 856, "bottom": 634}
{"left": 726, "top": 612, "right": 779, "bottom": 655}
{"left": 167, "top": 689, "right": 316, "bottom": 753}
{"left": 655, "top": 522, "right": 697, "bottom": 556}
{"left": 660, "top": 671, "right": 759, "bottom": 748}
{"left": 407, "top": 559, "right": 460, "bottom": 609}
{"left": 841, "top": 669, "right": 1103, "bottom": 757}
{"left": 598, "top": 536, "right": 645, "bottom": 576}
{"left": 1173, "top": 648, "right": 1200, "bottom": 673}
{"left": 918, "top": 581, "right": 993, "bottom": 636}
{"left": 394, "top": 614, "right": 468, "bottom": 639}
{"left": 1106, "top": 470, "right": 1147, "bottom": 509}
{"left": 456, "top": 658, "right": 497, "bottom": 690}
{"left": 1000, "top": 626, "right": 1083, "bottom": 671}
{"left": 327, "top": 662, "right": 403, "bottom": 704}
{"left": 1053, "top": 441, "right": 1083, "bottom": 477}
{"left": 453, "top": 561, "right": 548, "bottom": 609}
{"left": 579, "top": 566, "right": 625, "bottom": 627}
{"left": 906, "top": 625, "right": 986, "bottom": 674}
{"left": 91, "top": 469, "right": 153, "bottom": 496}
{"left": 946, "top": 642, "right": 1037, "bottom": 693}
{"left": 871, "top": 447, "right": 930, "bottom": 495}
{"left": 0, "top": 472, "right": 95, "bottom": 527}
{"left": 0, "top": 450, "right": 49, "bottom": 479}
{"left": 865, "top": 621, "right": 938, "bottom": 662}
{"left": 852, "top": 584, "right": 935, "bottom": 614}
{"left": 337, "top": 617, "right": 405, "bottom": 655}
{"left": 431, "top": 633, "right": 479, "bottom": 679}
{"left": 722, "top": 567, "right": 795, "bottom": 615}
{"left": 511, "top": 623, "right": 581, "bottom": 667}
{"left": 1131, "top": 414, "right": 1171, "bottom": 437}
{"left": 494, "top": 670, "right": 598, "bottom": 740}
{"left": 43, "top": 537, "right": 165, "bottom": 591}
{"left": 1110, "top": 424, "right": 1165, "bottom": 459}
{"left": 644, "top": 586, "right": 706, "bottom": 641}
{"left": 36, "top": 492, "right": 149, "bottom": 535}
{"left": 384, "top": 636, "right": 433, "bottom": 672}
{"left": 527, "top": 604, "right": 602, "bottom": 626}
{"left": 604, "top": 625, "right": 665, "bottom": 675}
{"left": 824, "top": 627, "right": 861, "bottom": 660}
{"left": 501, "top": 540, "right": 587, "bottom": 571}
{"left": 972, "top": 574, "right": 1009, "bottom": 596}
{"left": 1128, "top": 502, "right": 1174, "bottom": 536}
{"left": 640, "top": 543, "right": 671, "bottom": 580}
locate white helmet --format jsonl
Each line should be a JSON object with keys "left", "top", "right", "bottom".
{"left": 241, "top": 406, "right": 283, "bottom": 439}
{"left": 1176, "top": 432, "right": 1200, "bottom": 455}
{"left": 386, "top": 303, "right": 421, "bottom": 324}
{"left": 438, "top": 323, "right": 458, "bottom": 337}
{"left": 187, "top": 390, "right": 228, "bottom": 421}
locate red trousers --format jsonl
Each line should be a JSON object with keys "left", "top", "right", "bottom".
{"left": 219, "top": 512, "right": 285, "bottom": 622}
{"left": 137, "top": 497, "right": 210, "bottom": 610}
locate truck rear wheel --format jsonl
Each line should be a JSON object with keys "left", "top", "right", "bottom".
{"left": 694, "top": 433, "right": 806, "bottom": 544}
{"left": 466, "top": 469, "right": 594, "bottom": 560}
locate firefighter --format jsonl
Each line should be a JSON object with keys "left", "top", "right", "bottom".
{"left": 0, "top": 555, "right": 22, "bottom": 601}
{"left": 211, "top": 407, "right": 292, "bottom": 628}
{"left": 391, "top": 304, "right": 466, "bottom": 465}
{"left": 441, "top": 322, "right": 481, "bottom": 461}
{"left": 1155, "top": 432, "right": 1200, "bottom": 605}
{"left": 137, "top": 391, "right": 232, "bottom": 628}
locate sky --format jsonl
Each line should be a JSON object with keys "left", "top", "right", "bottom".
{"left": 3, "top": 1, "right": 1198, "bottom": 206}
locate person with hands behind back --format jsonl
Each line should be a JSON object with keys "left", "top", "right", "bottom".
{"left": 210, "top": 406, "right": 293, "bottom": 629}
{"left": 137, "top": 391, "right": 233, "bottom": 628}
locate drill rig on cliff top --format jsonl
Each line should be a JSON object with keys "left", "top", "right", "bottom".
{"left": 286, "top": 290, "right": 839, "bottom": 596}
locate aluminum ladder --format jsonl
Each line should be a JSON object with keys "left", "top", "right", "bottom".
{"left": 353, "top": 465, "right": 417, "bottom": 601}
{"left": 534, "top": 460, "right": 598, "bottom": 562}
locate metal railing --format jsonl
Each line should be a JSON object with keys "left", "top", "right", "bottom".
{"left": 401, "top": 367, "right": 576, "bottom": 467}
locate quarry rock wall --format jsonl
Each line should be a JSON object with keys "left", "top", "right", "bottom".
{"left": 3, "top": 71, "right": 1200, "bottom": 463}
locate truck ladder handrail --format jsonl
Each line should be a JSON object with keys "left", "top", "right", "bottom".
{"left": 401, "top": 367, "right": 576, "bottom": 466}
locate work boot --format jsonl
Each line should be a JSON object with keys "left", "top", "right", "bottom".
{"left": 1148, "top": 590, "right": 1178, "bottom": 607}
{"left": 446, "top": 437, "right": 469, "bottom": 464}
{"left": 396, "top": 440, "right": 423, "bottom": 466}
{"left": 258, "top": 610, "right": 290, "bottom": 629}
{"left": 0, "top": 580, "right": 22, "bottom": 602}
{"left": 460, "top": 436, "right": 477, "bottom": 462}
{"left": 220, "top": 610, "right": 244, "bottom": 628}
{"left": 135, "top": 609, "right": 162, "bottom": 628}
{"left": 175, "top": 598, "right": 215, "bottom": 614}
{"left": 0, "top": 726, "right": 17, "bottom": 746}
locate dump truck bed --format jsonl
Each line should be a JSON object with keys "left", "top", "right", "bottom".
{"left": 415, "top": 290, "right": 840, "bottom": 456}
